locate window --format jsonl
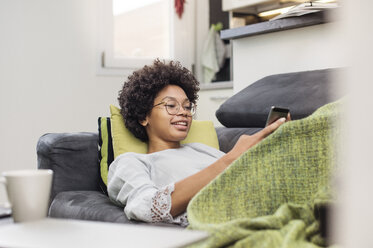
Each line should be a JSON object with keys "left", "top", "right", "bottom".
{"left": 98, "top": 0, "right": 195, "bottom": 75}
{"left": 113, "top": 0, "right": 171, "bottom": 60}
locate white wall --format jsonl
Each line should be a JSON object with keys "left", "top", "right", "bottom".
{"left": 0, "top": 0, "right": 124, "bottom": 171}
{"left": 0, "top": 0, "right": 126, "bottom": 202}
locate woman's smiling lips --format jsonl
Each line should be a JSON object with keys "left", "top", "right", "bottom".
{"left": 171, "top": 120, "right": 189, "bottom": 131}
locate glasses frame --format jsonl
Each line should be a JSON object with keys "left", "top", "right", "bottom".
{"left": 153, "top": 99, "right": 196, "bottom": 117}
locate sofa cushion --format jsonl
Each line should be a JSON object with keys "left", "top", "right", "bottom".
{"left": 49, "top": 191, "right": 135, "bottom": 223}
{"left": 216, "top": 68, "right": 344, "bottom": 127}
{"left": 216, "top": 127, "right": 262, "bottom": 153}
{"left": 49, "top": 191, "right": 182, "bottom": 227}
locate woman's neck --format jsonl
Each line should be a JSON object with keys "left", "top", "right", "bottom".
{"left": 147, "top": 139, "right": 181, "bottom": 154}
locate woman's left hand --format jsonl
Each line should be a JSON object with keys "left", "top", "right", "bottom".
{"left": 229, "top": 117, "right": 287, "bottom": 159}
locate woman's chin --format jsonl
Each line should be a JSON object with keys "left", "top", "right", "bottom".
{"left": 167, "top": 125, "right": 190, "bottom": 142}
{"left": 172, "top": 132, "right": 189, "bottom": 142}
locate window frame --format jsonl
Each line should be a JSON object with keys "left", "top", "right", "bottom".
{"left": 97, "top": 0, "right": 195, "bottom": 76}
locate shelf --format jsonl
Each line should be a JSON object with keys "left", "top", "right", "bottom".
{"left": 221, "top": 10, "right": 334, "bottom": 40}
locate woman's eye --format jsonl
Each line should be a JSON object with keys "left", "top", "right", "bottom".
{"left": 166, "top": 104, "right": 176, "bottom": 108}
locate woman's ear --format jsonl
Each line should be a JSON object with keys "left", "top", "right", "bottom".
{"left": 139, "top": 117, "right": 148, "bottom": 127}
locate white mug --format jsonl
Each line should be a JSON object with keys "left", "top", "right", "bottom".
{"left": 0, "top": 169, "right": 53, "bottom": 222}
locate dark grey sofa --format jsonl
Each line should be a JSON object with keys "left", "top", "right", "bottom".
{"left": 37, "top": 68, "right": 344, "bottom": 225}
{"left": 37, "top": 129, "right": 260, "bottom": 225}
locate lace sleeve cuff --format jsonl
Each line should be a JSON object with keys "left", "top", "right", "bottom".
{"left": 151, "top": 183, "right": 188, "bottom": 227}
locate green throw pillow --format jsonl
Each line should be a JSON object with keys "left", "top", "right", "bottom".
{"left": 98, "top": 117, "right": 114, "bottom": 186}
{"left": 110, "top": 104, "right": 220, "bottom": 157}
{"left": 98, "top": 105, "right": 220, "bottom": 185}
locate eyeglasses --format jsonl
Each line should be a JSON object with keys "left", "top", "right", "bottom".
{"left": 153, "top": 98, "right": 196, "bottom": 117}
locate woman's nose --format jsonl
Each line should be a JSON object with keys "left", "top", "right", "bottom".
{"left": 177, "top": 106, "right": 190, "bottom": 117}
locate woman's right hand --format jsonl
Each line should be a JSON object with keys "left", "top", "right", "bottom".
{"left": 228, "top": 117, "right": 286, "bottom": 159}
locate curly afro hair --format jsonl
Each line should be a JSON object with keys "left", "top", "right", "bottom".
{"left": 118, "top": 59, "right": 200, "bottom": 142}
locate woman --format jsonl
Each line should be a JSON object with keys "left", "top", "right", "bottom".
{"left": 107, "top": 59, "right": 287, "bottom": 226}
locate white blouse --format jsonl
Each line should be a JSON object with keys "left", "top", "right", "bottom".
{"left": 107, "top": 143, "right": 225, "bottom": 226}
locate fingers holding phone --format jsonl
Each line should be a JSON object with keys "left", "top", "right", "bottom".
{"left": 231, "top": 106, "right": 290, "bottom": 157}
{"left": 260, "top": 106, "right": 291, "bottom": 137}
{"left": 231, "top": 110, "right": 289, "bottom": 157}
{"left": 265, "top": 106, "right": 290, "bottom": 127}
{"left": 260, "top": 117, "right": 286, "bottom": 138}
{"left": 286, "top": 112, "right": 291, "bottom": 121}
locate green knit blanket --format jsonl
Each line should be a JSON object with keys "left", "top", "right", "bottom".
{"left": 187, "top": 101, "right": 341, "bottom": 248}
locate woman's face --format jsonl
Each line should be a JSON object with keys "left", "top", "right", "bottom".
{"left": 142, "top": 85, "right": 193, "bottom": 145}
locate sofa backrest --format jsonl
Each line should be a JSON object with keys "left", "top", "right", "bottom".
{"left": 37, "top": 132, "right": 103, "bottom": 201}
{"left": 216, "top": 68, "right": 345, "bottom": 128}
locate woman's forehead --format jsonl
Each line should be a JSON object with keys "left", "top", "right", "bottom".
{"left": 155, "top": 85, "right": 188, "bottom": 101}
{"left": 161, "top": 96, "right": 190, "bottom": 102}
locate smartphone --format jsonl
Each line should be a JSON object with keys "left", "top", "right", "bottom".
{"left": 265, "top": 106, "right": 290, "bottom": 127}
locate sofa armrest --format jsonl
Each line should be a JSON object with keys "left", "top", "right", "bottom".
{"left": 37, "top": 132, "right": 101, "bottom": 201}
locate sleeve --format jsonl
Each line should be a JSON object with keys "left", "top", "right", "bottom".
{"left": 107, "top": 154, "right": 188, "bottom": 226}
